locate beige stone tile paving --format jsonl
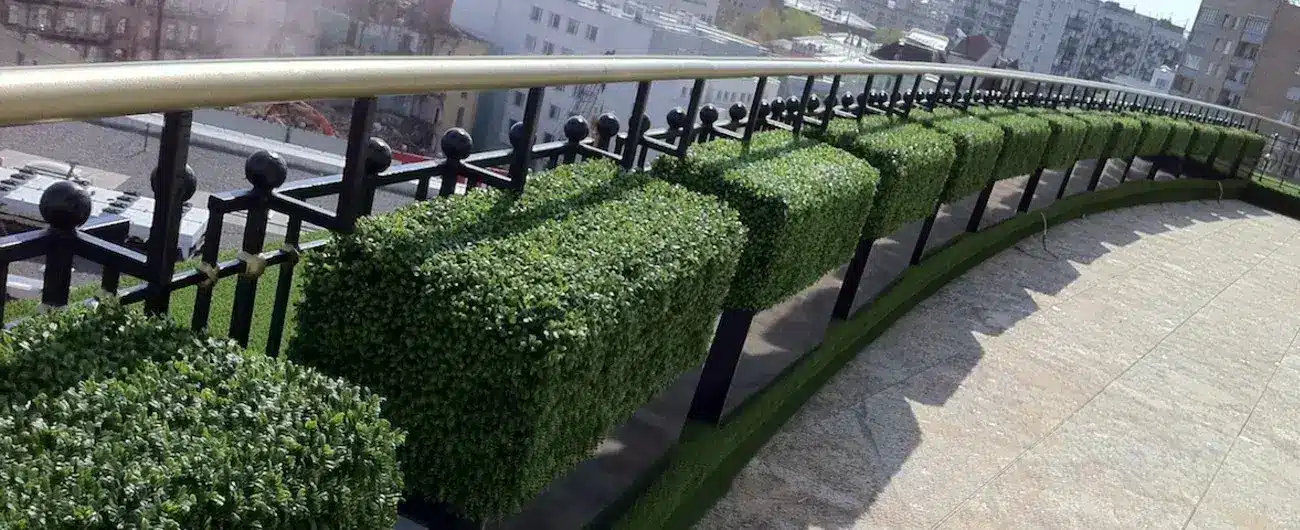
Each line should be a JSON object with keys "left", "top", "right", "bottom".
{"left": 700, "top": 200, "right": 1300, "bottom": 530}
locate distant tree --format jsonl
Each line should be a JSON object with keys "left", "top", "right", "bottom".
{"left": 874, "top": 27, "right": 907, "bottom": 44}
{"left": 728, "top": 8, "right": 824, "bottom": 42}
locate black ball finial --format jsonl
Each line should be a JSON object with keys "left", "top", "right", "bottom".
{"left": 785, "top": 97, "right": 801, "bottom": 117}
{"left": 769, "top": 98, "right": 786, "bottom": 116}
{"left": 807, "top": 95, "right": 821, "bottom": 113}
{"left": 244, "top": 150, "right": 288, "bottom": 189}
{"left": 841, "top": 93, "right": 854, "bottom": 109}
{"left": 756, "top": 102, "right": 770, "bottom": 122}
{"left": 856, "top": 92, "right": 868, "bottom": 106}
{"left": 440, "top": 129, "right": 472, "bottom": 160}
{"left": 508, "top": 121, "right": 529, "bottom": 150}
{"left": 151, "top": 164, "right": 197, "bottom": 202}
{"left": 564, "top": 115, "right": 591, "bottom": 143}
{"left": 728, "top": 102, "right": 747, "bottom": 122}
{"left": 40, "top": 180, "right": 91, "bottom": 230}
{"left": 639, "top": 115, "right": 651, "bottom": 134}
{"left": 666, "top": 107, "right": 687, "bottom": 129}
{"left": 595, "top": 113, "right": 621, "bottom": 138}
{"left": 699, "top": 104, "right": 719, "bottom": 126}
{"left": 366, "top": 137, "right": 393, "bottom": 174}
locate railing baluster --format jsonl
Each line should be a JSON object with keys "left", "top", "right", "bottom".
{"left": 336, "top": 98, "right": 376, "bottom": 233}
{"left": 190, "top": 203, "right": 224, "bottom": 330}
{"left": 1019, "top": 168, "right": 1045, "bottom": 212}
{"left": 967, "top": 180, "right": 995, "bottom": 232}
{"left": 741, "top": 77, "right": 768, "bottom": 153}
{"left": 821, "top": 74, "right": 841, "bottom": 130}
{"left": 228, "top": 151, "right": 282, "bottom": 347}
{"left": 621, "top": 81, "right": 652, "bottom": 170}
{"left": 677, "top": 79, "right": 707, "bottom": 156}
{"left": 904, "top": 74, "right": 923, "bottom": 117}
{"left": 39, "top": 182, "right": 90, "bottom": 309}
{"left": 508, "top": 87, "right": 545, "bottom": 189}
{"left": 887, "top": 75, "right": 903, "bottom": 114}
{"left": 264, "top": 216, "right": 301, "bottom": 357}
{"left": 832, "top": 240, "right": 873, "bottom": 320}
{"left": 910, "top": 202, "right": 941, "bottom": 265}
{"left": 143, "top": 111, "right": 193, "bottom": 314}
{"left": 686, "top": 308, "right": 756, "bottom": 425}
{"left": 950, "top": 75, "right": 964, "bottom": 105}
{"left": 794, "top": 76, "right": 815, "bottom": 137}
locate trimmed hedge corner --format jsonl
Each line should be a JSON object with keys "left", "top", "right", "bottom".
{"left": 0, "top": 302, "right": 404, "bottom": 529}
{"left": 965, "top": 106, "right": 1052, "bottom": 178}
{"left": 654, "top": 130, "right": 878, "bottom": 310}
{"left": 1163, "top": 118, "right": 1195, "bottom": 156}
{"left": 912, "top": 107, "right": 1006, "bottom": 202}
{"left": 1022, "top": 108, "right": 1086, "bottom": 170}
{"left": 1188, "top": 122, "right": 1223, "bottom": 163}
{"left": 289, "top": 159, "right": 748, "bottom": 520}
{"left": 1237, "top": 131, "right": 1268, "bottom": 177}
{"left": 816, "top": 118, "right": 956, "bottom": 239}
{"left": 1102, "top": 112, "right": 1145, "bottom": 159}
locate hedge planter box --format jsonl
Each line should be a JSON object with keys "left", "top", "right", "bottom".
{"left": 1021, "top": 108, "right": 1086, "bottom": 170}
{"left": 1101, "top": 113, "right": 1144, "bottom": 160}
{"left": 1188, "top": 123, "right": 1223, "bottom": 163}
{"left": 1127, "top": 113, "right": 1173, "bottom": 158}
{"left": 815, "top": 118, "right": 955, "bottom": 239}
{"left": 911, "top": 107, "right": 1006, "bottom": 203}
{"left": 0, "top": 303, "right": 404, "bottom": 529}
{"left": 1061, "top": 109, "right": 1115, "bottom": 161}
{"left": 289, "top": 159, "right": 747, "bottom": 520}
{"left": 654, "top": 130, "right": 878, "bottom": 310}
{"left": 964, "top": 106, "right": 1051, "bottom": 179}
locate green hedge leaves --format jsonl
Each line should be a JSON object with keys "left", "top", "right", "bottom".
{"left": 1022, "top": 108, "right": 1086, "bottom": 170}
{"left": 0, "top": 303, "right": 403, "bottom": 529}
{"left": 911, "top": 108, "right": 1006, "bottom": 202}
{"left": 290, "top": 159, "right": 747, "bottom": 520}
{"left": 965, "top": 106, "right": 1052, "bottom": 178}
{"left": 815, "top": 117, "right": 956, "bottom": 239}
{"left": 654, "top": 130, "right": 878, "bottom": 310}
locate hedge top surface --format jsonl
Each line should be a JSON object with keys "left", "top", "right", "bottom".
{"left": 657, "top": 129, "right": 879, "bottom": 309}
{"left": 293, "top": 158, "right": 748, "bottom": 519}
{"left": 0, "top": 303, "right": 404, "bottom": 529}
{"left": 965, "top": 106, "right": 1052, "bottom": 178}
{"left": 910, "top": 108, "right": 1006, "bottom": 202}
{"left": 1061, "top": 108, "right": 1116, "bottom": 160}
{"left": 819, "top": 117, "right": 956, "bottom": 238}
{"left": 1125, "top": 112, "right": 1174, "bottom": 157}
{"left": 1101, "top": 112, "right": 1144, "bottom": 159}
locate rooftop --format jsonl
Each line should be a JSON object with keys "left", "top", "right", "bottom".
{"left": 572, "top": 0, "right": 766, "bottom": 50}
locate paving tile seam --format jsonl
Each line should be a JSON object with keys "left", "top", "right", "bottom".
{"left": 929, "top": 212, "right": 1297, "bottom": 530}
{"left": 1178, "top": 229, "right": 1300, "bottom": 529}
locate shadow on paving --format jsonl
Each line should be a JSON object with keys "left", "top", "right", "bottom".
{"left": 433, "top": 157, "right": 1237, "bottom": 530}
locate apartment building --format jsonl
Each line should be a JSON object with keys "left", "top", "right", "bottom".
{"left": 453, "top": 0, "right": 775, "bottom": 146}
{"left": 1172, "top": 0, "right": 1300, "bottom": 131}
{"left": 850, "top": 0, "right": 951, "bottom": 35}
{"left": 946, "top": 0, "right": 1020, "bottom": 47}
{"left": 1001, "top": 0, "right": 1183, "bottom": 81}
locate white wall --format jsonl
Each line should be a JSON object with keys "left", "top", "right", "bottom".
{"left": 1004, "top": 0, "right": 1074, "bottom": 73}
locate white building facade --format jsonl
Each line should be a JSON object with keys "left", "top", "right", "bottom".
{"left": 453, "top": 0, "right": 775, "bottom": 146}
{"left": 1001, "top": 0, "right": 1184, "bottom": 81}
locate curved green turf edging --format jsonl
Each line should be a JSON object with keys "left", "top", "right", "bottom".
{"left": 607, "top": 177, "right": 1250, "bottom": 530}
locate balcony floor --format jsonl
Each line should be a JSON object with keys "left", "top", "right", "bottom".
{"left": 703, "top": 199, "right": 1300, "bottom": 529}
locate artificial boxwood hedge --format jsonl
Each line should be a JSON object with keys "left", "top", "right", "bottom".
{"left": 289, "top": 159, "right": 747, "bottom": 520}
{"left": 1022, "top": 108, "right": 1086, "bottom": 170}
{"left": 1164, "top": 119, "right": 1195, "bottom": 156}
{"left": 964, "top": 106, "right": 1052, "bottom": 178}
{"left": 1128, "top": 113, "right": 1173, "bottom": 157}
{"left": 0, "top": 303, "right": 403, "bottom": 529}
{"left": 911, "top": 107, "right": 1005, "bottom": 203}
{"left": 1062, "top": 109, "right": 1115, "bottom": 160}
{"left": 815, "top": 117, "right": 956, "bottom": 239}
{"left": 1101, "top": 113, "right": 1144, "bottom": 159}
{"left": 654, "top": 130, "right": 878, "bottom": 310}
{"left": 1188, "top": 123, "right": 1223, "bottom": 163}
{"left": 1237, "top": 131, "right": 1268, "bottom": 177}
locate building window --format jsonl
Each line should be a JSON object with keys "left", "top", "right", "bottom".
{"left": 549, "top": 13, "right": 560, "bottom": 28}
{"left": 89, "top": 13, "right": 104, "bottom": 33}
{"left": 189, "top": 24, "right": 199, "bottom": 42}
{"left": 1287, "top": 87, "right": 1300, "bottom": 102}
{"left": 1183, "top": 54, "right": 1202, "bottom": 71}
{"left": 524, "top": 34, "right": 537, "bottom": 51}
{"left": 164, "top": 22, "right": 177, "bottom": 41}
{"left": 586, "top": 25, "right": 599, "bottom": 41}
{"left": 530, "top": 6, "right": 542, "bottom": 22}
{"left": 542, "top": 41, "right": 554, "bottom": 55}
{"left": 455, "top": 108, "right": 465, "bottom": 127}
{"left": 1244, "top": 16, "right": 1269, "bottom": 35}
{"left": 140, "top": 19, "right": 152, "bottom": 38}
{"left": 513, "top": 91, "right": 525, "bottom": 106}
{"left": 548, "top": 104, "right": 560, "bottom": 119}
{"left": 567, "top": 18, "right": 579, "bottom": 34}
{"left": 59, "top": 11, "right": 74, "bottom": 31}
{"left": 5, "top": 4, "right": 23, "bottom": 25}
{"left": 1198, "top": 7, "right": 1220, "bottom": 23}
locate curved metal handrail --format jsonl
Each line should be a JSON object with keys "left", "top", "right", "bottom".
{"left": 0, "top": 56, "right": 1294, "bottom": 135}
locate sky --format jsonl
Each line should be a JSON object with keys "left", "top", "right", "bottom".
{"left": 1115, "top": 0, "right": 1200, "bottom": 29}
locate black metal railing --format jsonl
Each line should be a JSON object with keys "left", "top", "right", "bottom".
{"left": 0, "top": 56, "right": 1288, "bottom": 524}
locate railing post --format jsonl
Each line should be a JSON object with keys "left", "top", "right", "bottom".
{"left": 967, "top": 180, "right": 995, "bottom": 232}
{"left": 740, "top": 77, "right": 768, "bottom": 154}
{"left": 1019, "top": 167, "right": 1045, "bottom": 212}
{"left": 508, "top": 87, "right": 545, "bottom": 187}
{"left": 1056, "top": 165, "right": 1077, "bottom": 199}
{"left": 904, "top": 74, "right": 923, "bottom": 117}
{"left": 887, "top": 74, "right": 904, "bottom": 115}
{"left": 144, "top": 111, "right": 193, "bottom": 315}
{"left": 686, "top": 308, "right": 757, "bottom": 425}
{"left": 677, "top": 79, "right": 706, "bottom": 156}
{"left": 38, "top": 181, "right": 90, "bottom": 309}
{"left": 228, "top": 153, "right": 280, "bottom": 348}
{"left": 832, "top": 239, "right": 873, "bottom": 320}
{"left": 621, "top": 81, "right": 652, "bottom": 170}
{"left": 336, "top": 98, "right": 376, "bottom": 234}
{"left": 794, "top": 76, "right": 815, "bottom": 137}
{"left": 820, "top": 74, "right": 841, "bottom": 132}
{"left": 910, "top": 202, "right": 941, "bottom": 265}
